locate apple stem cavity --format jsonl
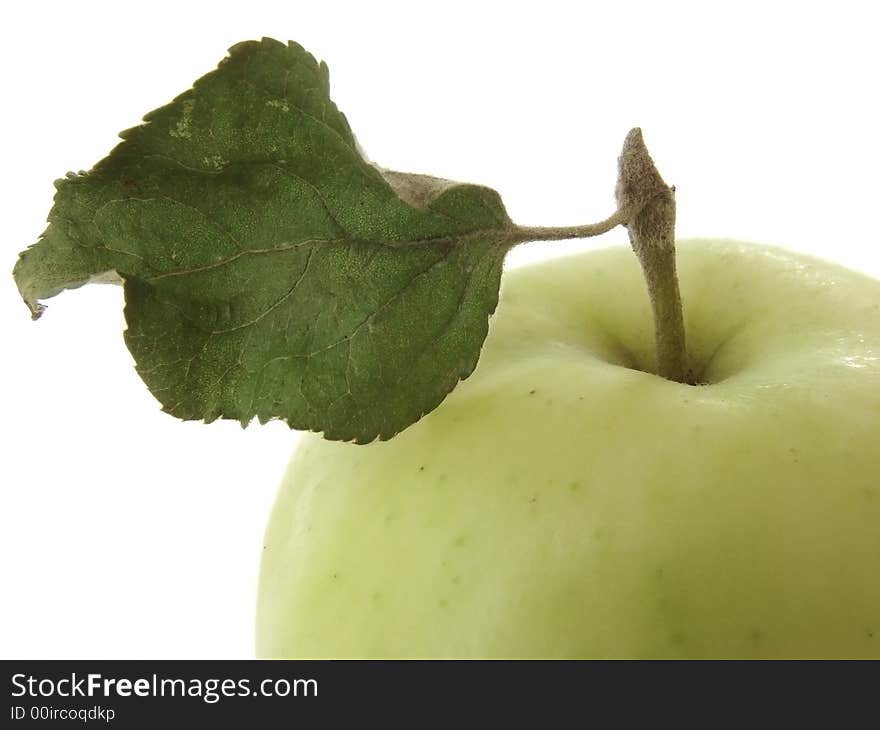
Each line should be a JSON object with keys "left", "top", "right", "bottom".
{"left": 511, "top": 128, "right": 689, "bottom": 384}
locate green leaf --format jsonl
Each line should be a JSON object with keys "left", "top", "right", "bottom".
{"left": 13, "top": 38, "right": 513, "bottom": 443}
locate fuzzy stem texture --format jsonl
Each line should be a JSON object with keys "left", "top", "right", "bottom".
{"left": 615, "top": 128, "right": 687, "bottom": 382}
{"left": 510, "top": 128, "right": 688, "bottom": 383}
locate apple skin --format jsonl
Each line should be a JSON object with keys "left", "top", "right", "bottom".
{"left": 256, "top": 240, "right": 880, "bottom": 658}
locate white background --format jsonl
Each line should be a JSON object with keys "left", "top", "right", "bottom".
{"left": 2, "top": 0, "right": 878, "bottom": 658}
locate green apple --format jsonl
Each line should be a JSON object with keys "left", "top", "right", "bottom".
{"left": 256, "top": 239, "right": 880, "bottom": 658}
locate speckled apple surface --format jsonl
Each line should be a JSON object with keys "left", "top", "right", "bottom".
{"left": 257, "top": 240, "right": 880, "bottom": 658}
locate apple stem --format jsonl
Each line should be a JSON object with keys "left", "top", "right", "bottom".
{"left": 615, "top": 129, "right": 688, "bottom": 383}
{"left": 510, "top": 128, "right": 689, "bottom": 384}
